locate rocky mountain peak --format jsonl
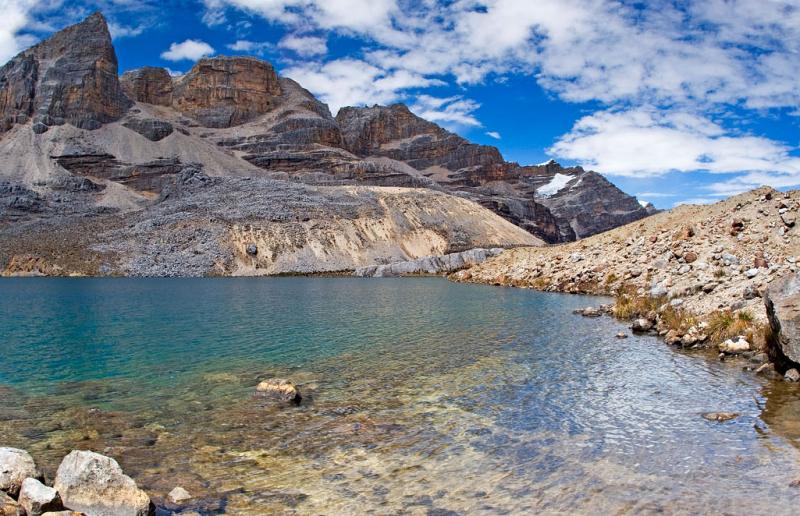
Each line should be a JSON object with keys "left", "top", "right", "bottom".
{"left": 171, "top": 56, "right": 283, "bottom": 128}
{"left": 0, "top": 11, "right": 130, "bottom": 133}
{"left": 120, "top": 67, "right": 174, "bottom": 107}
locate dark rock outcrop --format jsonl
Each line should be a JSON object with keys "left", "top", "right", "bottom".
{"left": 172, "top": 57, "right": 282, "bottom": 128}
{"left": 0, "top": 12, "right": 130, "bottom": 133}
{"left": 765, "top": 273, "right": 800, "bottom": 368}
{"left": 335, "top": 105, "right": 649, "bottom": 242}
{"left": 120, "top": 67, "right": 173, "bottom": 106}
{"left": 123, "top": 117, "right": 174, "bottom": 141}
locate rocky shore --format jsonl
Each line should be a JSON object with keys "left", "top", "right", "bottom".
{"left": 353, "top": 248, "right": 504, "bottom": 277}
{"left": 453, "top": 187, "right": 800, "bottom": 378}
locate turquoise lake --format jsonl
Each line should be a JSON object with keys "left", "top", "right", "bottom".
{"left": 1, "top": 277, "right": 799, "bottom": 514}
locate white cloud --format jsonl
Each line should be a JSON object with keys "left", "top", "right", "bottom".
{"left": 278, "top": 34, "right": 327, "bottom": 57}
{"left": 227, "top": 39, "right": 271, "bottom": 54}
{"left": 486, "top": 131, "right": 501, "bottom": 140}
{"left": 108, "top": 22, "right": 145, "bottom": 39}
{"left": 550, "top": 108, "right": 800, "bottom": 178}
{"left": 283, "top": 58, "right": 443, "bottom": 113}
{"left": 0, "top": 0, "right": 38, "bottom": 64}
{"left": 161, "top": 39, "right": 215, "bottom": 62}
{"left": 410, "top": 95, "right": 482, "bottom": 128}
{"left": 675, "top": 197, "right": 720, "bottom": 206}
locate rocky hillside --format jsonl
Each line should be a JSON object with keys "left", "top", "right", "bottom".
{"left": 0, "top": 12, "right": 647, "bottom": 275}
{"left": 454, "top": 187, "right": 800, "bottom": 368}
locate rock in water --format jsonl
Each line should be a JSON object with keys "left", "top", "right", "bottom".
{"left": 167, "top": 487, "right": 192, "bottom": 504}
{"left": 631, "top": 318, "right": 653, "bottom": 333}
{"left": 53, "top": 450, "right": 153, "bottom": 516}
{"left": 765, "top": 274, "right": 800, "bottom": 365}
{"left": 785, "top": 368, "right": 800, "bottom": 382}
{"left": 0, "top": 12, "right": 130, "bottom": 132}
{"left": 702, "top": 412, "right": 739, "bottom": 422}
{"left": 255, "top": 379, "right": 302, "bottom": 404}
{"left": 719, "top": 336, "right": 750, "bottom": 354}
{"left": 18, "top": 478, "right": 62, "bottom": 516}
{"left": 0, "top": 448, "right": 41, "bottom": 498}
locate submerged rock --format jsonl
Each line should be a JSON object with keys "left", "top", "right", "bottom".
{"left": 255, "top": 379, "right": 302, "bottom": 404}
{"left": 167, "top": 487, "right": 192, "bottom": 504}
{"left": 54, "top": 450, "right": 153, "bottom": 516}
{"left": 702, "top": 412, "right": 739, "bottom": 422}
{"left": 0, "top": 448, "right": 41, "bottom": 498}
{"left": 18, "top": 478, "right": 62, "bottom": 516}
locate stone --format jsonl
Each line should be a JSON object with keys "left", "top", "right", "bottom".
{"left": 764, "top": 274, "right": 800, "bottom": 364}
{"left": 245, "top": 244, "right": 258, "bottom": 256}
{"left": 0, "top": 448, "right": 41, "bottom": 498}
{"left": 745, "top": 268, "right": 759, "bottom": 278}
{"left": 122, "top": 118, "right": 173, "bottom": 142}
{"left": 665, "top": 330, "right": 682, "bottom": 345}
{"left": 578, "top": 306, "right": 601, "bottom": 317}
{"left": 631, "top": 318, "right": 653, "bottom": 333}
{"left": 781, "top": 212, "right": 796, "bottom": 227}
{"left": 743, "top": 285, "right": 760, "bottom": 300}
{"left": 53, "top": 450, "right": 153, "bottom": 516}
{"left": 650, "top": 284, "right": 668, "bottom": 297}
{"left": 167, "top": 487, "right": 191, "bottom": 504}
{"left": 615, "top": 332, "right": 627, "bottom": 339}
{"left": 684, "top": 251, "right": 698, "bottom": 263}
{"left": 31, "top": 122, "right": 48, "bottom": 134}
{"left": 0, "top": 492, "right": 24, "bottom": 516}
{"left": 754, "top": 362, "right": 778, "bottom": 377}
{"left": 0, "top": 13, "right": 131, "bottom": 133}
{"left": 719, "top": 336, "right": 750, "bottom": 354}
{"left": 785, "top": 368, "right": 800, "bottom": 382}
{"left": 18, "top": 478, "right": 63, "bottom": 516}
{"left": 754, "top": 257, "right": 768, "bottom": 268}
{"left": 702, "top": 412, "right": 739, "bottom": 422}
{"left": 255, "top": 379, "right": 302, "bottom": 404}
{"left": 702, "top": 282, "right": 717, "bottom": 293}
{"left": 172, "top": 57, "right": 282, "bottom": 128}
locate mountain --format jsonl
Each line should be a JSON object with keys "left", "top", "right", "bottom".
{"left": 0, "top": 13, "right": 648, "bottom": 276}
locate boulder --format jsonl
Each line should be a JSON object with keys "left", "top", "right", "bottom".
{"left": 631, "top": 318, "right": 653, "bottom": 333}
{"left": 764, "top": 274, "right": 800, "bottom": 365}
{"left": 0, "top": 492, "right": 24, "bottom": 516}
{"left": 719, "top": 336, "right": 750, "bottom": 354}
{"left": 18, "top": 478, "right": 62, "bottom": 516}
{"left": 255, "top": 379, "right": 302, "bottom": 404}
{"left": 0, "top": 448, "right": 41, "bottom": 498}
{"left": 53, "top": 450, "right": 153, "bottom": 516}
{"left": 785, "top": 368, "right": 800, "bottom": 382}
{"left": 167, "top": 487, "right": 191, "bottom": 504}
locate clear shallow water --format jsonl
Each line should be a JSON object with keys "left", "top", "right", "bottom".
{"left": 1, "top": 278, "right": 799, "bottom": 515}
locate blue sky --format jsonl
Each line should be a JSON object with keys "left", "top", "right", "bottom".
{"left": 3, "top": 0, "right": 800, "bottom": 208}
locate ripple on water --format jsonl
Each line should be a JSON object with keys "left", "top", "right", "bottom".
{"left": 0, "top": 277, "right": 799, "bottom": 514}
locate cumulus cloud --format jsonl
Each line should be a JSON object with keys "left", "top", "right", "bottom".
{"left": 284, "top": 58, "right": 443, "bottom": 112}
{"left": 550, "top": 108, "right": 800, "bottom": 178}
{"left": 0, "top": 0, "right": 38, "bottom": 64}
{"left": 161, "top": 39, "right": 215, "bottom": 62}
{"left": 278, "top": 34, "right": 327, "bottom": 57}
{"left": 410, "top": 95, "right": 482, "bottom": 128}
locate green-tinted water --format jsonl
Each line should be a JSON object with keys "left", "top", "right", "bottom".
{"left": 0, "top": 278, "right": 798, "bottom": 514}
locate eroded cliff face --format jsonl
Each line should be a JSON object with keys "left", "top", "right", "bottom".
{"left": 120, "top": 67, "right": 173, "bottom": 107}
{"left": 172, "top": 57, "right": 283, "bottom": 128}
{"left": 0, "top": 12, "right": 130, "bottom": 133}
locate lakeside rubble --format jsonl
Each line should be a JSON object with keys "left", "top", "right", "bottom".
{"left": 452, "top": 187, "right": 800, "bottom": 379}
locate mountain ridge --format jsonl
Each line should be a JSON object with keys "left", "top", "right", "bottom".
{"left": 0, "top": 13, "right": 651, "bottom": 276}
